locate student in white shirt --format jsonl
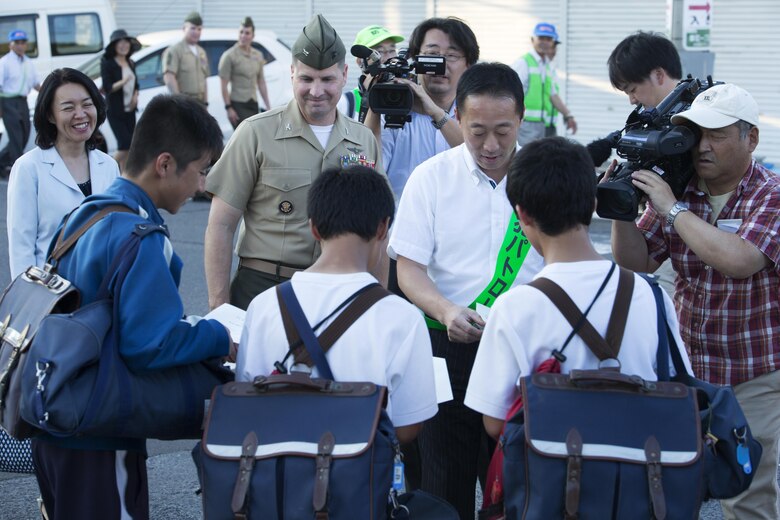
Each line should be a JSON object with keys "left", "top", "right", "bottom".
{"left": 464, "top": 136, "right": 692, "bottom": 437}
{"left": 237, "top": 164, "right": 438, "bottom": 443}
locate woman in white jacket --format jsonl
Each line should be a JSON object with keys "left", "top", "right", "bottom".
{"left": 6, "top": 68, "right": 119, "bottom": 277}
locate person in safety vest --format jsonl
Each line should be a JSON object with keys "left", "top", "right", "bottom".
{"left": 511, "top": 22, "right": 576, "bottom": 145}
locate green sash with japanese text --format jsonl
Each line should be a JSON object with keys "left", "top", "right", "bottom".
{"left": 424, "top": 213, "right": 532, "bottom": 330}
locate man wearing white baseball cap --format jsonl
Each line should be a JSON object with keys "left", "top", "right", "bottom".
{"left": 611, "top": 82, "right": 780, "bottom": 519}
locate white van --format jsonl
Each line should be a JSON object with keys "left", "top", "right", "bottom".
{"left": 0, "top": 0, "right": 116, "bottom": 80}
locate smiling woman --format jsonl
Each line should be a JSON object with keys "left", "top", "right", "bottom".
{"left": 5, "top": 68, "right": 119, "bottom": 278}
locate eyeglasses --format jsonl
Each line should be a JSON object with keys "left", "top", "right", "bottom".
{"left": 426, "top": 53, "right": 465, "bottom": 63}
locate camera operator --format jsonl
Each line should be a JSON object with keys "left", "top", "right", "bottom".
{"left": 337, "top": 25, "right": 404, "bottom": 120}
{"left": 607, "top": 31, "right": 682, "bottom": 110}
{"left": 587, "top": 31, "right": 684, "bottom": 168}
{"left": 366, "top": 17, "right": 479, "bottom": 199}
{"left": 609, "top": 84, "right": 780, "bottom": 520}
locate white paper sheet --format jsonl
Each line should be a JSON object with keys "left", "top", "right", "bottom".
{"left": 433, "top": 356, "right": 454, "bottom": 404}
{"left": 476, "top": 302, "right": 491, "bottom": 321}
{"left": 204, "top": 303, "right": 246, "bottom": 344}
{"left": 716, "top": 219, "right": 742, "bottom": 234}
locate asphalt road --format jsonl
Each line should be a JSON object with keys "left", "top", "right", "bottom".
{"left": 0, "top": 179, "right": 755, "bottom": 519}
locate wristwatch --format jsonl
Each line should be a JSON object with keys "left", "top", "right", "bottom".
{"left": 666, "top": 202, "right": 689, "bottom": 228}
{"left": 225, "top": 104, "right": 233, "bottom": 110}
{"left": 431, "top": 112, "right": 449, "bottom": 130}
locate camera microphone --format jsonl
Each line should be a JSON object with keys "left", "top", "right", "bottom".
{"left": 351, "top": 44, "right": 379, "bottom": 61}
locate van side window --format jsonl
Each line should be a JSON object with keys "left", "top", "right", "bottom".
{"left": 48, "top": 13, "right": 103, "bottom": 57}
{"left": 135, "top": 50, "right": 164, "bottom": 90}
{"left": 0, "top": 15, "right": 38, "bottom": 58}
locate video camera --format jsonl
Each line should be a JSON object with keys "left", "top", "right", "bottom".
{"left": 596, "top": 76, "right": 720, "bottom": 221}
{"left": 351, "top": 44, "right": 446, "bottom": 128}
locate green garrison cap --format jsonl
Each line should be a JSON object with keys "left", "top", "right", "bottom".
{"left": 292, "top": 14, "right": 345, "bottom": 70}
{"left": 185, "top": 11, "right": 203, "bottom": 26}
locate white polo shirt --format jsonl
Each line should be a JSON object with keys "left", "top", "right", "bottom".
{"left": 236, "top": 271, "right": 438, "bottom": 428}
{"left": 388, "top": 143, "right": 544, "bottom": 306}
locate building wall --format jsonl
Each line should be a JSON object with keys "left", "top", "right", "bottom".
{"left": 708, "top": 0, "right": 779, "bottom": 166}
{"left": 114, "top": 0, "right": 779, "bottom": 166}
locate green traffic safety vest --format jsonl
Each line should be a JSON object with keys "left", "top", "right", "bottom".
{"left": 424, "top": 213, "right": 532, "bottom": 331}
{"left": 523, "top": 53, "right": 554, "bottom": 127}
{"left": 348, "top": 87, "right": 363, "bottom": 119}
{"left": 549, "top": 80, "right": 560, "bottom": 127}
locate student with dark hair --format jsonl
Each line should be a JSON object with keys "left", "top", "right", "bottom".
{"left": 6, "top": 67, "right": 119, "bottom": 278}
{"left": 607, "top": 31, "right": 682, "bottom": 109}
{"left": 370, "top": 16, "right": 480, "bottom": 198}
{"left": 465, "top": 138, "right": 692, "bottom": 513}
{"left": 125, "top": 93, "right": 223, "bottom": 176}
{"left": 237, "top": 165, "right": 437, "bottom": 444}
{"left": 30, "top": 94, "right": 232, "bottom": 520}
{"left": 389, "top": 62, "right": 544, "bottom": 519}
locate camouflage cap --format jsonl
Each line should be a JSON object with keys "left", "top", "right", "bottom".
{"left": 291, "top": 14, "right": 345, "bottom": 70}
{"left": 184, "top": 11, "right": 203, "bottom": 26}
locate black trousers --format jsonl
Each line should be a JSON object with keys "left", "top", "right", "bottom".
{"left": 32, "top": 440, "right": 149, "bottom": 520}
{"left": 418, "top": 328, "right": 495, "bottom": 519}
{"left": 230, "top": 99, "right": 260, "bottom": 129}
{"left": 0, "top": 96, "right": 30, "bottom": 169}
{"left": 230, "top": 264, "right": 291, "bottom": 310}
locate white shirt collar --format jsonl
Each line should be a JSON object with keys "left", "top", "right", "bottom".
{"left": 460, "top": 143, "right": 520, "bottom": 187}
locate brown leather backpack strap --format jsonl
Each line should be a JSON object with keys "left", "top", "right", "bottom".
{"left": 276, "top": 285, "right": 302, "bottom": 355}
{"left": 527, "top": 278, "right": 616, "bottom": 361}
{"left": 317, "top": 285, "right": 391, "bottom": 350}
{"left": 49, "top": 205, "right": 136, "bottom": 264}
{"left": 603, "top": 268, "right": 634, "bottom": 354}
{"left": 289, "top": 284, "right": 391, "bottom": 367}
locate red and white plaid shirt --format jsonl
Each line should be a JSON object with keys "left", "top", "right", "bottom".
{"left": 638, "top": 161, "right": 780, "bottom": 386}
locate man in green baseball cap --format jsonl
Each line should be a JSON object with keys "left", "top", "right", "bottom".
{"left": 339, "top": 25, "right": 405, "bottom": 120}
{"left": 205, "top": 14, "right": 384, "bottom": 311}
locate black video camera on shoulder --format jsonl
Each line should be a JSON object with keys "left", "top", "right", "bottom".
{"left": 351, "top": 44, "right": 446, "bottom": 129}
{"left": 596, "top": 76, "right": 721, "bottom": 221}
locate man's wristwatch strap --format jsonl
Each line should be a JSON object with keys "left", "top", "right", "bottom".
{"left": 666, "top": 202, "right": 689, "bottom": 228}
{"left": 432, "top": 112, "right": 449, "bottom": 129}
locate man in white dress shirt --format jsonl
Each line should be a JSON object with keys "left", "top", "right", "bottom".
{"left": 0, "top": 29, "right": 40, "bottom": 176}
{"left": 388, "top": 61, "right": 544, "bottom": 519}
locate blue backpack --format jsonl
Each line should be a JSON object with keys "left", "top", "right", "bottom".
{"left": 503, "top": 270, "right": 706, "bottom": 519}
{"left": 195, "top": 281, "right": 398, "bottom": 519}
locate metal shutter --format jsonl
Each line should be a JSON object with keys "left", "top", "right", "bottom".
{"left": 710, "top": 0, "right": 779, "bottom": 167}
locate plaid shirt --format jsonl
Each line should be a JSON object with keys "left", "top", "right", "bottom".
{"left": 638, "top": 161, "right": 780, "bottom": 386}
